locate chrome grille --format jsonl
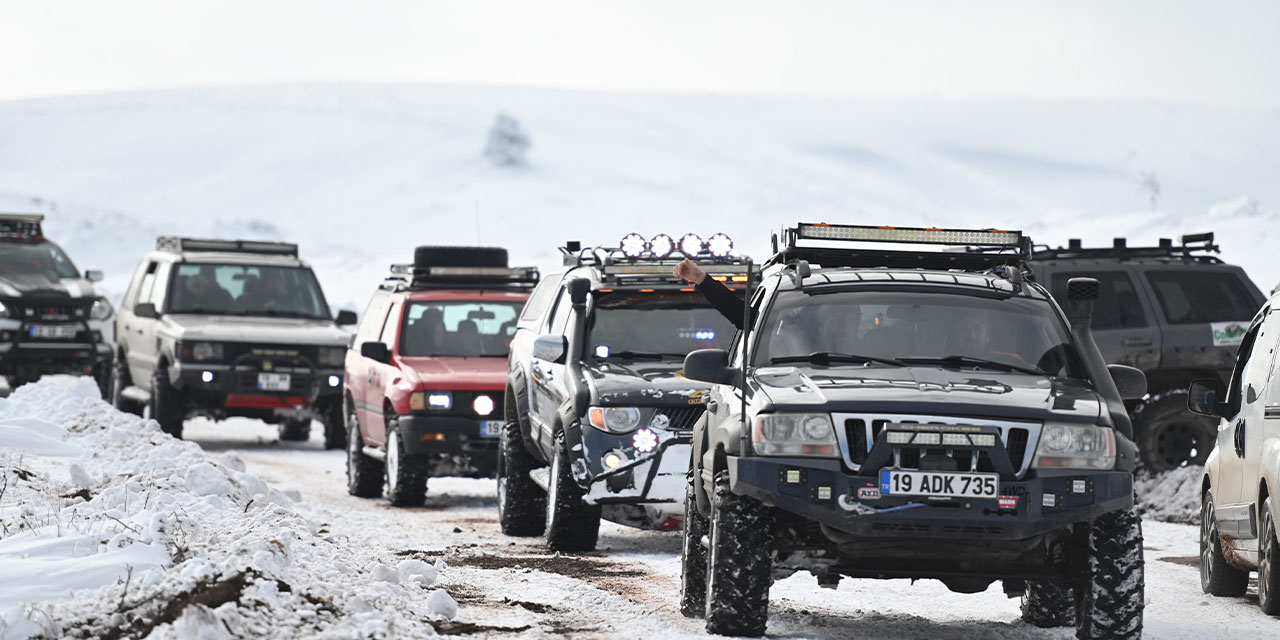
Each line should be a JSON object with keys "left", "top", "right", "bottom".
{"left": 833, "top": 413, "right": 1040, "bottom": 478}
{"left": 656, "top": 406, "right": 705, "bottom": 430}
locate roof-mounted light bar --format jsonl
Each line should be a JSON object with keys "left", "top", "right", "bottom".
{"left": 797, "top": 223, "right": 1022, "bottom": 247}
{"left": 385, "top": 262, "right": 540, "bottom": 290}
{"left": 0, "top": 213, "right": 45, "bottom": 242}
{"left": 156, "top": 236, "right": 299, "bottom": 256}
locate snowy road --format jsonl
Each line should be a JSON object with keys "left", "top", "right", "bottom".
{"left": 188, "top": 418, "right": 1279, "bottom": 639}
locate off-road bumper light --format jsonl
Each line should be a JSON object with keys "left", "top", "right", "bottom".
{"left": 201, "top": 371, "right": 214, "bottom": 383}
{"left": 328, "top": 375, "right": 341, "bottom": 387}
{"left": 473, "top": 394, "right": 495, "bottom": 416}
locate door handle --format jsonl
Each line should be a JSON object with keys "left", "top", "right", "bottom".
{"left": 1122, "top": 337, "right": 1153, "bottom": 347}
{"left": 707, "top": 399, "right": 719, "bottom": 412}
{"left": 1235, "top": 420, "right": 1246, "bottom": 458}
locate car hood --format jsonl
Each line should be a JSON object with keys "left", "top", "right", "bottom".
{"left": 397, "top": 356, "right": 509, "bottom": 389}
{"left": 162, "top": 315, "right": 349, "bottom": 347}
{"left": 585, "top": 359, "right": 711, "bottom": 406}
{"left": 0, "top": 274, "right": 97, "bottom": 298}
{"left": 754, "top": 365, "right": 1104, "bottom": 423}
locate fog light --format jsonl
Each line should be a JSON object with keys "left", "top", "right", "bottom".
{"left": 328, "top": 375, "right": 340, "bottom": 387}
{"left": 1071, "top": 479, "right": 1089, "bottom": 494}
{"left": 603, "top": 449, "right": 628, "bottom": 470}
{"left": 201, "top": 371, "right": 214, "bottom": 383}
{"left": 785, "top": 469, "right": 803, "bottom": 484}
{"left": 473, "top": 394, "right": 495, "bottom": 416}
{"left": 428, "top": 393, "right": 451, "bottom": 409}
{"left": 632, "top": 428, "right": 658, "bottom": 453}
{"left": 971, "top": 434, "right": 997, "bottom": 447}
{"left": 886, "top": 431, "right": 913, "bottom": 445}
{"left": 1042, "top": 493, "right": 1058, "bottom": 508}
{"left": 815, "top": 485, "right": 833, "bottom": 501}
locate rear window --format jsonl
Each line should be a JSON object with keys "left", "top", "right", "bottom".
{"left": 1146, "top": 271, "right": 1258, "bottom": 325}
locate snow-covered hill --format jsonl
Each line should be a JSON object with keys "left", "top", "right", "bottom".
{"left": 1, "top": 84, "right": 1277, "bottom": 310}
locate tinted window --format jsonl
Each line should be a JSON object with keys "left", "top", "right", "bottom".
{"left": 400, "top": 301, "right": 523, "bottom": 357}
{"left": 1048, "top": 271, "right": 1147, "bottom": 329}
{"left": 588, "top": 291, "right": 736, "bottom": 359}
{"left": 520, "top": 275, "right": 560, "bottom": 322}
{"left": 168, "top": 264, "right": 329, "bottom": 319}
{"left": 0, "top": 241, "right": 80, "bottom": 279}
{"left": 1146, "top": 271, "right": 1258, "bottom": 324}
{"left": 548, "top": 290, "right": 573, "bottom": 335}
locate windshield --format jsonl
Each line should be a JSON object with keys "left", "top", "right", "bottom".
{"left": 588, "top": 291, "right": 737, "bottom": 360}
{"left": 0, "top": 241, "right": 80, "bottom": 280}
{"left": 755, "top": 289, "right": 1080, "bottom": 377}
{"left": 400, "top": 300, "right": 523, "bottom": 357}
{"left": 168, "top": 264, "right": 330, "bottom": 319}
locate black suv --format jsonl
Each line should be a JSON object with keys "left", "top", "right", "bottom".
{"left": 500, "top": 236, "right": 746, "bottom": 551}
{"left": 1033, "top": 233, "right": 1264, "bottom": 471}
{"left": 680, "top": 224, "right": 1148, "bottom": 639}
{"left": 0, "top": 213, "right": 114, "bottom": 395}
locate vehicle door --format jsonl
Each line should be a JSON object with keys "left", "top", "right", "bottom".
{"left": 531, "top": 286, "right": 573, "bottom": 451}
{"left": 510, "top": 274, "right": 561, "bottom": 404}
{"left": 1046, "top": 268, "right": 1160, "bottom": 369}
{"left": 124, "top": 260, "right": 168, "bottom": 387}
{"left": 115, "top": 260, "right": 150, "bottom": 381}
{"left": 1238, "top": 307, "right": 1280, "bottom": 521}
{"left": 1215, "top": 313, "right": 1268, "bottom": 535}
{"left": 365, "top": 298, "right": 403, "bottom": 447}
{"left": 349, "top": 290, "right": 392, "bottom": 439}
{"left": 1143, "top": 266, "right": 1261, "bottom": 384}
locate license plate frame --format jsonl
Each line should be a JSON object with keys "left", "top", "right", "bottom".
{"left": 879, "top": 469, "right": 999, "bottom": 499}
{"left": 27, "top": 324, "right": 78, "bottom": 340}
{"left": 481, "top": 420, "right": 504, "bottom": 437}
{"left": 257, "top": 372, "right": 292, "bottom": 392}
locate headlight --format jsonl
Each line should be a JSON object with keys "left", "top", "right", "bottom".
{"left": 752, "top": 413, "right": 836, "bottom": 457}
{"left": 90, "top": 297, "right": 114, "bottom": 320}
{"left": 318, "top": 347, "right": 345, "bottom": 367}
{"left": 411, "top": 391, "right": 452, "bottom": 411}
{"left": 588, "top": 406, "right": 643, "bottom": 433}
{"left": 0, "top": 301, "right": 10, "bottom": 319}
{"left": 1032, "top": 423, "right": 1115, "bottom": 470}
{"left": 473, "top": 394, "right": 495, "bottom": 416}
{"left": 181, "top": 341, "right": 224, "bottom": 362}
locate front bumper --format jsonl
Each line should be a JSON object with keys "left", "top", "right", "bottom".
{"left": 396, "top": 414, "right": 502, "bottom": 465}
{"left": 172, "top": 362, "right": 344, "bottom": 403}
{"left": 0, "top": 319, "right": 111, "bottom": 377}
{"left": 729, "top": 456, "right": 1133, "bottom": 540}
{"left": 578, "top": 426, "right": 691, "bottom": 511}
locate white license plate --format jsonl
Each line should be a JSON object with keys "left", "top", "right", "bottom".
{"left": 257, "top": 372, "right": 291, "bottom": 391}
{"left": 879, "top": 470, "right": 999, "bottom": 498}
{"left": 28, "top": 325, "right": 78, "bottom": 339}
{"left": 481, "top": 420, "right": 503, "bottom": 437}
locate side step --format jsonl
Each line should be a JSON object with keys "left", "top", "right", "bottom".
{"left": 529, "top": 467, "right": 551, "bottom": 491}
{"left": 121, "top": 386, "right": 150, "bottom": 405}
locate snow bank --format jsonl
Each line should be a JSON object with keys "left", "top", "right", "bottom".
{"left": 1135, "top": 465, "right": 1203, "bottom": 524}
{"left": 0, "top": 377, "right": 454, "bottom": 639}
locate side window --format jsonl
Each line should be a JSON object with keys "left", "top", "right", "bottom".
{"left": 1048, "top": 271, "right": 1147, "bottom": 330}
{"left": 121, "top": 261, "right": 152, "bottom": 309}
{"left": 135, "top": 262, "right": 161, "bottom": 305}
{"left": 1226, "top": 320, "right": 1265, "bottom": 416}
{"left": 1244, "top": 309, "right": 1276, "bottom": 403}
{"left": 1146, "top": 270, "right": 1258, "bottom": 325}
{"left": 354, "top": 293, "right": 391, "bottom": 345}
{"left": 379, "top": 301, "right": 403, "bottom": 347}
{"left": 151, "top": 262, "right": 173, "bottom": 311}
{"left": 520, "top": 275, "right": 561, "bottom": 323}
{"left": 547, "top": 289, "right": 573, "bottom": 335}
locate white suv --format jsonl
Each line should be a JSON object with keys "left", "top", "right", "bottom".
{"left": 1189, "top": 293, "right": 1280, "bottom": 615}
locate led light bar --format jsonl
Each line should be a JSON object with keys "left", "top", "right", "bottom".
{"left": 914, "top": 433, "right": 942, "bottom": 446}
{"left": 797, "top": 223, "right": 1023, "bottom": 247}
{"left": 886, "top": 431, "right": 913, "bottom": 445}
{"left": 156, "top": 236, "right": 299, "bottom": 256}
{"left": 941, "top": 433, "right": 970, "bottom": 447}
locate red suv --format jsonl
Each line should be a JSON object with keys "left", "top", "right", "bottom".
{"left": 344, "top": 246, "right": 537, "bottom": 507}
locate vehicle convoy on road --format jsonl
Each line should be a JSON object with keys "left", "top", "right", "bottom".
{"left": 109, "top": 237, "right": 355, "bottom": 443}
{"left": 1033, "top": 233, "right": 1265, "bottom": 471}
{"left": 1188, "top": 289, "right": 1280, "bottom": 616}
{"left": 344, "top": 246, "right": 537, "bottom": 507}
{"left": 678, "top": 223, "right": 1149, "bottom": 638}
{"left": 499, "top": 235, "right": 746, "bottom": 551}
{"left": 0, "top": 213, "right": 114, "bottom": 396}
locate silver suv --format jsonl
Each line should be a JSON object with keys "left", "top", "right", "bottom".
{"left": 110, "top": 237, "right": 355, "bottom": 445}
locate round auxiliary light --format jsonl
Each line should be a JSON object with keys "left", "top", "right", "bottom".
{"left": 678, "top": 233, "right": 705, "bottom": 257}
{"left": 632, "top": 428, "right": 659, "bottom": 453}
{"left": 706, "top": 233, "right": 734, "bottom": 258}
{"left": 649, "top": 233, "right": 675, "bottom": 258}
{"left": 473, "top": 394, "right": 496, "bottom": 416}
{"left": 620, "top": 233, "right": 648, "bottom": 258}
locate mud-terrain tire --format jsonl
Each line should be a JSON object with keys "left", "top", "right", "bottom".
{"left": 346, "top": 405, "right": 383, "bottom": 498}
{"left": 545, "top": 433, "right": 601, "bottom": 552}
{"left": 1134, "top": 389, "right": 1216, "bottom": 472}
{"left": 414, "top": 246, "right": 507, "bottom": 269}
{"left": 110, "top": 358, "right": 143, "bottom": 416}
{"left": 1200, "top": 489, "right": 1248, "bottom": 597}
{"left": 93, "top": 361, "right": 111, "bottom": 400}
{"left": 385, "top": 418, "right": 428, "bottom": 507}
{"left": 1259, "top": 501, "right": 1280, "bottom": 615}
{"left": 1021, "top": 580, "right": 1074, "bottom": 627}
{"left": 705, "top": 471, "right": 771, "bottom": 637}
{"left": 498, "top": 419, "right": 546, "bottom": 536}
{"left": 278, "top": 417, "right": 311, "bottom": 442}
{"left": 150, "top": 367, "right": 184, "bottom": 439}
{"left": 322, "top": 401, "right": 346, "bottom": 450}
{"left": 1074, "top": 507, "right": 1144, "bottom": 640}
{"left": 680, "top": 475, "right": 709, "bottom": 618}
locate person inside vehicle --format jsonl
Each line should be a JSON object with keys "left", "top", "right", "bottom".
{"left": 175, "top": 266, "right": 234, "bottom": 311}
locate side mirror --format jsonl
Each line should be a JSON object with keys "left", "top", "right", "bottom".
{"left": 683, "top": 349, "right": 738, "bottom": 386}
{"left": 1107, "top": 364, "right": 1147, "bottom": 401}
{"left": 335, "top": 310, "right": 357, "bottom": 326}
{"left": 567, "top": 278, "right": 591, "bottom": 305}
{"left": 134, "top": 302, "right": 159, "bottom": 319}
{"left": 1188, "top": 378, "right": 1224, "bottom": 417}
{"left": 360, "top": 341, "right": 391, "bottom": 364}
{"left": 533, "top": 334, "right": 567, "bottom": 363}
{"left": 85, "top": 269, "right": 104, "bottom": 282}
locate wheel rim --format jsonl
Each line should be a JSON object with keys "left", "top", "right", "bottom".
{"left": 1263, "top": 514, "right": 1274, "bottom": 606}
{"left": 545, "top": 450, "right": 559, "bottom": 530}
{"left": 387, "top": 431, "right": 400, "bottom": 495}
{"left": 346, "top": 410, "right": 360, "bottom": 484}
{"left": 1201, "top": 499, "right": 1214, "bottom": 587}
{"left": 1155, "top": 421, "right": 1211, "bottom": 468}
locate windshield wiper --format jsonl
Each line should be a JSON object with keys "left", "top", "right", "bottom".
{"left": 169, "top": 308, "right": 243, "bottom": 315}
{"left": 608, "top": 350, "right": 688, "bottom": 360}
{"left": 902, "top": 355, "right": 1046, "bottom": 376}
{"left": 253, "top": 309, "right": 322, "bottom": 319}
{"left": 770, "top": 352, "right": 905, "bottom": 367}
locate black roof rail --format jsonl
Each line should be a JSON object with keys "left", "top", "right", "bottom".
{"left": 1033, "top": 232, "right": 1223, "bottom": 263}
{"left": 765, "top": 222, "right": 1032, "bottom": 273}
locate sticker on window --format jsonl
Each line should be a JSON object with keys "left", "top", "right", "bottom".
{"left": 1211, "top": 321, "right": 1249, "bottom": 347}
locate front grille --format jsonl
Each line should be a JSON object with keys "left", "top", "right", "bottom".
{"left": 836, "top": 413, "right": 1040, "bottom": 478}
{"left": 941, "top": 524, "right": 1005, "bottom": 536}
{"left": 12, "top": 300, "right": 92, "bottom": 321}
{"left": 657, "top": 406, "right": 705, "bottom": 430}
{"left": 870, "top": 522, "right": 932, "bottom": 535}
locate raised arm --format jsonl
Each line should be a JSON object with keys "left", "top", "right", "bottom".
{"left": 674, "top": 258, "right": 744, "bottom": 330}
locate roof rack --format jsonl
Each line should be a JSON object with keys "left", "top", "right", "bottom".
{"left": 766, "top": 222, "right": 1032, "bottom": 273}
{"left": 558, "top": 240, "right": 754, "bottom": 287}
{"left": 1033, "top": 232, "right": 1223, "bottom": 263}
{"left": 156, "top": 236, "right": 299, "bottom": 257}
{"left": 0, "top": 213, "right": 45, "bottom": 242}
{"left": 380, "top": 263, "right": 540, "bottom": 292}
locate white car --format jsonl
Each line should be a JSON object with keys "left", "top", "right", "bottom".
{"left": 1189, "top": 293, "right": 1280, "bottom": 615}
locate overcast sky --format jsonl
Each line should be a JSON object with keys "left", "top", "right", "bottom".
{"left": 4, "top": 0, "right": 1278, "bottom": 105}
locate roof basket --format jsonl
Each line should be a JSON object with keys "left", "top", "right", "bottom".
{"left": 767, "top": 222, "right": 1032, "bottom": 272}
{"left": 1033, "top": 232, "right": 1222, "bottom": 262}
{"left": 156, "top": 236, "right": 299, "bottom": 256}
{"left": 0, "top": 213, "right": 45, "bottom": 242}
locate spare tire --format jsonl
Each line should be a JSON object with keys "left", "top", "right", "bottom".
{"left": 414, "top": 246, "right": 508, "bottom": 269}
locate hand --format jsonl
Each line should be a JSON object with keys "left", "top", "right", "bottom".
{"left": 673, "top": 258, "right": 707, "bottom": 285}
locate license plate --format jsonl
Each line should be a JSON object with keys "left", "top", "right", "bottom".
{"left": 481, "top": 420, "right": 503, "bottom": 437}
{"left": 28, "top": 325, "right": 78, "bottom": 339}
{"left": 257, "top": 372, "right": 291, "bottom": 391}
{"left": 879, "top": 470, "right": 999, "bottom": 498}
